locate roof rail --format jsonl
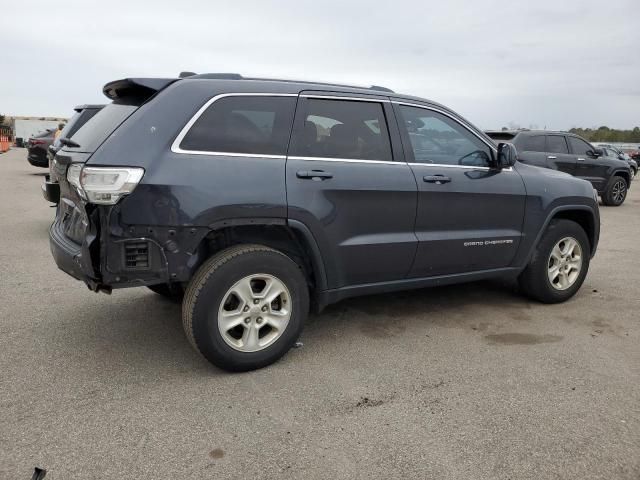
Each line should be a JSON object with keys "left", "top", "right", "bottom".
{"left": 180, "top": 72, "right": 394, "bottom": 93}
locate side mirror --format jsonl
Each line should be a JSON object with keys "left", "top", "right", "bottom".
{"left": 496, "top": 142, "right": 518, "bottom": 168}
{"left": 588, "top": 149, "right": 601, "bottom": 158}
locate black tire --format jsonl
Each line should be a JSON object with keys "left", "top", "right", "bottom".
{"left": 147, "top": 283, "right": 184, "bottom": 301}
{"left": 518, "top": 219, "right": 590, "bottom": 304}
{"left": 182, "top": 244, "right": 309, "bottom": 372}
{"left": 601, "top": 175, "right": 628, "bottom": 206}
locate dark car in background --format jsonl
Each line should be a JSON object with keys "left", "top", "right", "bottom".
{"left": 42, "top": 104, "right": 104, "bottom": 203}
{"left": 596, "top": 145, "right": 637, "bottom": 181}
{"left": 486, "top": 130, "right": 631, "bottom": 206}
{"left": 27, "top": 129, "right": 56, "bottom": 167}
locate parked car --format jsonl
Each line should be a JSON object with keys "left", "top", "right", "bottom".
{"left": 26, "top": 129, "right": 55, "bottom": 167}
{"left": 50, "top": 74, "right": 600, "bottom": 371}
{"left": 595, "top": 145, "right": 637, "bottom": 181}
{"left": 486, "top": 130, "right": 632, "bottom": 206}
{"left": 42, "top": 104, "right": 104, "bottom": 203}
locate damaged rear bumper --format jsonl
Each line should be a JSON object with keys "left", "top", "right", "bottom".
{"left": 49, "top": 203, "right": 209, "bottom": 292}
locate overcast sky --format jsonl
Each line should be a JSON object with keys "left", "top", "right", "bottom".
{"left": 1, "top": 0, "right": 638, "bottom": 130}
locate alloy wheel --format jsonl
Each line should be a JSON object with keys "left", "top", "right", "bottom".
{"left": 217, "top": 274, "right": 291, "bottom": 352}
{"left": 547, "top": 237, "right": 582, "bottom": 291}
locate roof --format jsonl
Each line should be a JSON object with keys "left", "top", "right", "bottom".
{"left": 184, "top": 72, "right": 395, "bottom": 93}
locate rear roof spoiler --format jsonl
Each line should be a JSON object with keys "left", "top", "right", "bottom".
{"left": 102, "top": 78, "right": 178, "bottom": 101}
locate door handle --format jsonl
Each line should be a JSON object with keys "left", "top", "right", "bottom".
{"left": 547, "top": 155, "right": 557, "bottom": 160}
{"left": 296, "top": 170, "right": 333, "bottom": 180}
{"left": 577, "top": 158, "right": 586, "bottom": 162}
{"left": 423, "top": 174, "right": 451, "bottom": 184}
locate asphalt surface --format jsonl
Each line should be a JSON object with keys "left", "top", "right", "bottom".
{"left": 1, "top": 147, "right": 639, "bottom": 479}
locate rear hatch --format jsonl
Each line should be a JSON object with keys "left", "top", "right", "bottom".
{"left": 53, "top": 77, "right": 177, "bottom": 250}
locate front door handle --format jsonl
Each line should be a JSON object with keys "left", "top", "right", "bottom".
{"left": 577, "top": 157, "right": 586, "bottom": 162}
{"left": 547, "top": 155, "right": 557, "bottom": 160}
{"left": 296, "top": 170, "right": 333, "bottom": 180}
{"left": 423, "top": 174, "right": 451, "bottom": 184}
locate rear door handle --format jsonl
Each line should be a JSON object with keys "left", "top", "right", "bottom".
{"left": 296, "top": 170, "right": 333, "bottom": 180}
{"left": 547, "top": 155, "right": 557, "bottom": 160}
{"left": 423, "top": 174, "right": 451, "bottom": 184}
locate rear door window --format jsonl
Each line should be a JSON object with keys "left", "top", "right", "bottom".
{"left": 291, "top": 98, "right": 393, "bottom": 161}
{"left": 521, "top": 135, "right": 546, "bottom": 152}
{"left": 547, "top": 135, "right": 569, "bottom": 154}
{"left": 179, "top": 96, "right": 296, "bottom": 156}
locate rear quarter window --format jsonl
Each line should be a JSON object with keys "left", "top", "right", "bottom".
{"left": 178, "top": 96, "right": 296, "bottom": 156}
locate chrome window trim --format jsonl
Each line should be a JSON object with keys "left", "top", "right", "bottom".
{"left": 288, "top": 156, "right": 400, "bottom": 165}
{"left": 300, "top": 94, "right": 390, "bottom": 103}
{"left": 171, "top": 93, "right": 298, "bottom": 156}
{"left": 408, "top": 163, "right": 513, "bottom": 172}
{"left": 392, "top": 101, "right": 498, "bottom": 153}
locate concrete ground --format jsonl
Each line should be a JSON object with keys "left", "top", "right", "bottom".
{"left": 0, "top": 147, "right": 638, "bottom": 479}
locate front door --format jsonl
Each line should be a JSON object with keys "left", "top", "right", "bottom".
{"left": 393, "top": 102, "right": 527, "bottom": 277}
{"left": 286, "top": 93, "right": 418, "bottom": 288}
{"left": 567, "top": 135, "right": 609, "bottom": 191}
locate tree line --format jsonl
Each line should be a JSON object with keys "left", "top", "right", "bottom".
{"left": 568, "top": 126, "right": 640, "bottom": 143}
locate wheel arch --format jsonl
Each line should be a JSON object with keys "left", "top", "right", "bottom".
{"left": 187, "top": 218, "right": 328, "bottom": 304}
{"left": 525, "top": 206, "right": 598, "bottom": 265}
{"left": 612, "top": 169, "right": 630, "bottom": 187}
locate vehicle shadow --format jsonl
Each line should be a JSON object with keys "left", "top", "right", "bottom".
{"left": 51, "top": 278, "right": 532, "bottom": 379}
{"left": 305, "top": 279, "right": 532, "bottom": 340}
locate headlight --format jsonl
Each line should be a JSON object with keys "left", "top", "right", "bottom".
{"left": 67, "top": 165, "right": 144, "bottom": 205}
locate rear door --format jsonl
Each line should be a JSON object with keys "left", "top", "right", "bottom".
{"left": 394, "top": 102, "right": 526, "bottom": 277}
{"left": 514, "top": 134, "right": 548, "bottom": 168}
{"left": 545, "top": 134, "right": 576, "bottom": 175}
{"left": 286, "top": 93, "right": 418, "bottom": 288}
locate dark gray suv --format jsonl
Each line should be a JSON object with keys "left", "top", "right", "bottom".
{"left": 49, "top": 74, "right": 600, "bottom": 371}
{"left": 486, "top": 130, "right": 631, "bottom": 206}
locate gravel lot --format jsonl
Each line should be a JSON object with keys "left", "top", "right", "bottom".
{"left": 1, "top": 147, "right": 638, "bottom": 479}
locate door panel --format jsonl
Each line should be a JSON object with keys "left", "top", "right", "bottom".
{"left": 394, "top": 102, "right": 526, "bottom": 277}
{"left": 286, "top": 95, "right": 418, "bottom": 288}
{"left": 409, "top": 166, "right": 525, "bottom": 276}
{"left": 567, "top": 136, "right": 608, "bottom": 190}
{"left": 545, "top": 135, "right": 576, "bottom": 175}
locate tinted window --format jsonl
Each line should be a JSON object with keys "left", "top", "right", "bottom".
{"left": 521, "top": 135, "right": 546, "bottom": 152}
{"left": 53, "top": 108, "right": 102, "bottom": 149}
{"left": 180, "top": 96, "right": 296, "bottom": 155}
{"left": 69, "top": 103, "right": 138, "bottom": 153}
{"left": 293, "top": 99, "right": 392, "bottom": 161}
{"left": 547, "top": 135, "right": 568, "bottom": 154}
{"left": 568, "top": 136, "right": 592, "bottom": 155}
{"left": 399, "top": 105, "right": 492, "bottom": 166}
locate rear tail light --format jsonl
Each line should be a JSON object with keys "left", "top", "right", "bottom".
{"left": 66, "top": 165, "right": 144, "bottom": 205}
{"left": 31, "top": 139, "right": 45, "bottom": 145}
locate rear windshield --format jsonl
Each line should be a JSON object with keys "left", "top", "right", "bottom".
{"left": 486, "top": 132, "right": 516, "bottom": 143}
{"left": 66, "top": 103, "right": 137, "bottom": 153}
{"left": 53, "top": 108, "right": 102, "bottom": 149}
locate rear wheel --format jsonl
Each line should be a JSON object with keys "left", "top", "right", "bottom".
{"left": 519, "top": 219, "right": 590, "bottom": 303}
{"left": 182, "top": 244, "right": 309, "bottom": 372}
{"left": 601, "top": 176, "right": 627, "bottom": 206}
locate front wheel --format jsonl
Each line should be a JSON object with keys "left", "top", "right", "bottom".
{"left": 182, "top": 245, "right": 309, "bottom": 372}
{"left": 518, "top": 219, "right": 590, "bottom": 303}
{"left": 601, "top": 176, "right": 628, "bottom": 206}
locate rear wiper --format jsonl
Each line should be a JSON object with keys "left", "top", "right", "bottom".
{"left": 59, "top": 137, "right": 81, "bottom": 148}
